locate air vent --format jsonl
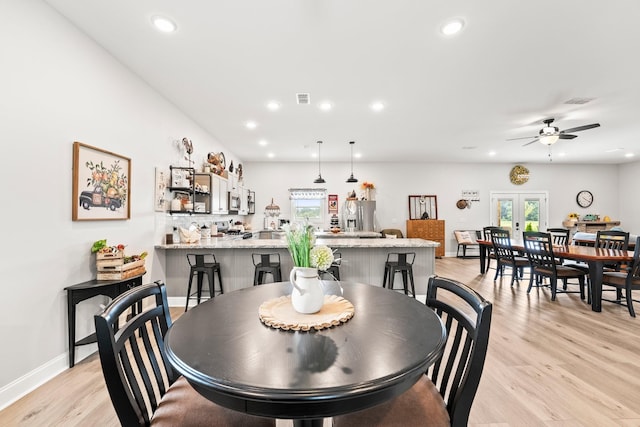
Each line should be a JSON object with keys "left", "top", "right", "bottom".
{"left": 296, "top": 93, "right": 310, "bottom": 105}
{"left": 564, "top": 97, "right": 594, "bottom": 105}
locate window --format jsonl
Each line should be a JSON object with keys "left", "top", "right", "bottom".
{"left": 289, "top": 188, "right": 327, "bottom": 227}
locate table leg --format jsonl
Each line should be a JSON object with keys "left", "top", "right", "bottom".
{"left": 588, "top": 260, "right": 604, "bottom": 312}
{"left": 293, "top": 419, "right": 324, "bottom": 427}
{"left": 479, "top": 245, "right": 487, "bottom": 274}
{"left": 67, "top": 292, "right": 76, "bottom": 368}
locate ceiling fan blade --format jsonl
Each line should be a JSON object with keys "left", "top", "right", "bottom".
{"left": 522, "top": 137, "right": 540, "bottom": 147}
{"left": 558, "top": 134, "right": 578, "bottom": 139}
{"left": 506, "top": 136, "right": 537, "bottom": 141}
{"left": 561, "top": 123, "right": 600, "bottom": 134}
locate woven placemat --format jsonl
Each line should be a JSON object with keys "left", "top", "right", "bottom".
{"left": 258, "top": 295, "right": 355, "bottom": 331}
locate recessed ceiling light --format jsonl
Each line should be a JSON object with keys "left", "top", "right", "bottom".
{"left": 371, "top": 102, "right": 385, "bottom": 112}
{"left": 441, "top": 18, "right": 465, "bottom": 36}
{"left": 488, "top": 151, "right": 496, "bottom": 156}
{"left": 267, "top": 152, "right": 275, "bottom": 158}
{"left": 151, "top": 15, "right": 177, "bottom": 33}
{"left": 245, "top": 121, "right": 257, "bottom": 129}
{"left": 266, "top": 101, "right": 280, "bottom": 111}
{"left": 355, "top": 153, "right": 362, "bottom": 159}
{"left": 258, "top": 139, "right": 268, "bottom": 146}
{"left": 319, "top": 102, "right": 332, "bottom": 111}
{"left": 625, "top": 153, "right": 635, "bottom": 158}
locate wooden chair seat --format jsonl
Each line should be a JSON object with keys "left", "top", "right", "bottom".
{"left": 152, "top": 376, "right": 274, "bottom": 426}
{"left": 333, "top": 375, "right": 449, "bottom": 427}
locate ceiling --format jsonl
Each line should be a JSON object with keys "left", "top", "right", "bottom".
{"left": 44, "top": 0, "right": 640, "bottom": 164}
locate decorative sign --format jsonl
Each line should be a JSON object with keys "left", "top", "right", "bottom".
{"left": 328, "top": 194, "right": 338, "bottom": 213}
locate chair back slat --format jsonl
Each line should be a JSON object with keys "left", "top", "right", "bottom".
{"left": 596, "top": 230, "right": 629, "bottom": 250}
{"left": 425, "top": 276, "right": 492, "bottom": 427}
{"left": 547, "top": 228, "right": 570, "bottom": 245}
{"left": 523, "top": 232, "right": 557, "bottom": 271}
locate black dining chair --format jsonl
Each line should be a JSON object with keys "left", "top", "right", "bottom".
{"left": 601, "top": 236, "right": 640, "bottom": 317}
{"left": 492, "top": 229, "right": 529, "bottom": 286}
{"left": 523, "top": 231, "right": 587, "bottom": 301}
{"left": 482, "top": 226, "right": 502, "bottom": 273}
{"left": 333, "top": 275, "right": 492, "bottom": 427}
{"left": 547, "top": 227, "right": 570, "bottom": 246}
{"left": 94, "top": 281, "right": 275, "bottom": 427}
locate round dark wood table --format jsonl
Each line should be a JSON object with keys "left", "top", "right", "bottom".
{"left": 164, "top": 281, "right": 446, "bottom": 427}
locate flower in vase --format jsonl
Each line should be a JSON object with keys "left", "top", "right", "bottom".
{"left": 283, "top": 222, "right": 334, "bottom": 269}
{"left": 361, "top": 181, "right": 375, "bottom": 190}
{"left": 310, "top": 245, "right": 334, "bottom": 271}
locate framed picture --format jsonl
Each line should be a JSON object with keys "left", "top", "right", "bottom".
{"left": 328, "top": 194, "right": 338, "bottom": 213}
{"left": 155, "top": 167, "right": 169, "bottom": 212}
{"left": 72, "top": 141, "right": 131, "bottom": 221}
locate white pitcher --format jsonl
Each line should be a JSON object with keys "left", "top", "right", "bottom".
{"left": 290, "top": 267, "right": 324, "bottom": 314}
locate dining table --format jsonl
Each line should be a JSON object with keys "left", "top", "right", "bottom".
{"left": 164, "top": 280, "right": 447, "bottom": 427}
{"left": 477, "top": 239, "right": 633, "bottom": 312}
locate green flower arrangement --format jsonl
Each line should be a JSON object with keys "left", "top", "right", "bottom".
{"left": 283, "top": 223, "right": 334, "bottom": 271}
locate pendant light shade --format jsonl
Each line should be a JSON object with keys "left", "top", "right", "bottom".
{"left": 346, "top": 140, "right": 358, "bottom": 183}
{"left": 313, "top": 140, "right": 326, "bottom": 184}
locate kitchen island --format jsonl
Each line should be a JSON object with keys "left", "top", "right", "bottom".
{"left": 155, "top": 237, "right": 439, "bottom": 302}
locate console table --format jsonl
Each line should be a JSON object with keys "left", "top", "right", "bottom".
{"left": 65, "top": 274, "right": 145, "bottom": 367}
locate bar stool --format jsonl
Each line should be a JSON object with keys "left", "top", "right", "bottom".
{"left": 383, "top": 252, "right": 416, "bottom": 298}
{"left": 185, "top": 253, "right": 223, "bottom": 312}
{"left": 252, "top": 253, "right": 282, "bottom": 285}
{"left": 320, "top": 252, "right": 341, "bottom": 281}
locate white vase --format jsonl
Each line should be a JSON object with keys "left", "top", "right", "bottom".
{"left": 289, "top": 267, "right": 324, "bottom": 314}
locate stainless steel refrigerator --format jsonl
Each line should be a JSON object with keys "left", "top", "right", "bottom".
{"left": 343, "top": 200, "right": 376, "bottom": 232}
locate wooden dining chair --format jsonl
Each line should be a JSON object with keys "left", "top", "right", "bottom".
{"left": 492, "top": 229, "right": 530, "bottom": 286}
{"left": 601, "top": 236, "right": 640, "bottom": 317}
{"left": 94, "top": 281, "right": 275, "bottom": 427}
{"left": 523, "top": 231, "right": 587, "bottom": 301}
{"left": 333, "top": 275, "right": 492, "bottom": 427}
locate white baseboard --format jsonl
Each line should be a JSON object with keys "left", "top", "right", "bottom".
{"left": 0, "top": 344, "right": 97, "bottom": 411}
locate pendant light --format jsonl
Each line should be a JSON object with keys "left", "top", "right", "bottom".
{"left": 313, "top": 140, "right": 326, "bottom": 184}
{"left": 346, "top": 140, "right": 358, "bottom": 183}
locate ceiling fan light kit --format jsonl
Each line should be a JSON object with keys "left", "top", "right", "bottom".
{"left": 507, "top": 118, "right": 601, "bottom": 153}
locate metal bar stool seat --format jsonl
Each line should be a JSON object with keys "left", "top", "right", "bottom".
{"left": 252, "top": 253, "right": 282, "bottom": 285}
{"left": 383, "top": 252, "right": 416, "bottom": 298}
{"left": 185, "top": 253, "right": 223, "bottom": 311}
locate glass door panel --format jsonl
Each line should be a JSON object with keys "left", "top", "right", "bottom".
{"left": 490, "top": 192, "right": 548, "bottom": 238}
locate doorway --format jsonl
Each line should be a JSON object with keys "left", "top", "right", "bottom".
{"left": 489, "top": 192, "right": 548, "bottom": 237}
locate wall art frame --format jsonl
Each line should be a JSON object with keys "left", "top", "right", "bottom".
{"left": 72, "top": 141, "right": 131, "bottom": 221}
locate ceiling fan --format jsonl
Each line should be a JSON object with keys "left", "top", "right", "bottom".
{"left": 507, "top": 118, "right": 601, "bottom": 146}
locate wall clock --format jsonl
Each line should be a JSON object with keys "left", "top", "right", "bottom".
{"left": 576, "top": 190, "right": 593, "bottom": 208}
{"left": 509, "top": 165, "right": 529, "bottom": 185}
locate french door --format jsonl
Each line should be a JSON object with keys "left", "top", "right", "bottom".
{"left": 489, "top": 192, "right": 548, "bottom": 238}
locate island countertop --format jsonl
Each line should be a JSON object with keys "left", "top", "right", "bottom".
{"left": 155, "top": 237, "right": 440, "bottom": 250}
{"left": 155, "top": 237, "right": 439, "bottom": 298}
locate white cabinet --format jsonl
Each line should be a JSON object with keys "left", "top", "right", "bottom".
{"left": 210, "top": 173, "right": 229, "bottom": 214}
{"left": 239, "top": 187, "right": 249, "bottom": 215}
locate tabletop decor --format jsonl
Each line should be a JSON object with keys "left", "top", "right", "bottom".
{"left": 361, "top": 181, "right": 375, "bottom": 200}
{"left": 284, "top": 223, "right": 334, "bottom": 313}
{"left": 72, "top": 141, "right": 130, "bottom": 221}
{"left": 258, "top": 294, "right": 355, "bottom": 331}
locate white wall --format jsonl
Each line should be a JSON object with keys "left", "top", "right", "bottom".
{"left": 618, "top": 161, "right": 640, "bottom": 234}
{"left": 244, "top": 161, "right": 630, "bottom": 253}
{"left": 0, "top": 0, "right": 241, "bottom": 407}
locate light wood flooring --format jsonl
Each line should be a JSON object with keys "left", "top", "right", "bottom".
{"left": 1, "top": 257, "right": 639, "bottom": 426}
